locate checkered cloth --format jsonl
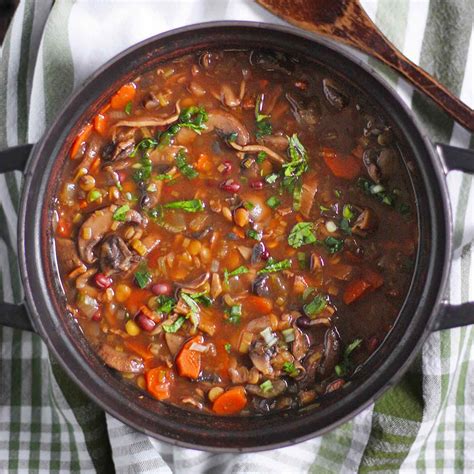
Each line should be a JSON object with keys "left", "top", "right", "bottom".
{"left": 0, "top": 0, "right": 473, "bottom": 472}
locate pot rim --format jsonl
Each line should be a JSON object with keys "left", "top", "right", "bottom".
{"left": 18, "top": 21, "right": 452, "bottom": 452}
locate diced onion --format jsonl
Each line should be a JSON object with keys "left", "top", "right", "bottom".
{"left": 282, "top": 328, "right": 295, "bottom": 343}
{"left": 325, "top": 220, "right": 337, "bottom": 233}
{"left": 189, "top": 342, "right": 208, "bottom": 353}
{"left": 370, "top": 184, "right": 385, "bottom": 194}
{"left": 210, "top": 259, "right": 220, "bottom": 273}
{"left": 260, "top": 327, "right": 278, "bottom": 347}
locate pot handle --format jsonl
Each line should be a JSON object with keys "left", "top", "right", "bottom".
{"left": 434, "top": 143, "right": 474, "bottom": 331}
{"left": 0, "top": 144, "right": 35, "bottom": 332}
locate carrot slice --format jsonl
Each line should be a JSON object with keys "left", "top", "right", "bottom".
{"left": 70, "top": 122, "right": 93, "bottom": 159}
{"left": 243, "top": 295, "right": 273, "bottom": 315}
{"left": 212, "top": 387, "right": 247, "bottom": 415}
{"left": 110, "top": 82, "right": 136, "bottom": 109}
{"left": 195, "top": 153, "right": 212, "bottom": 172}
{"left": 56, "top": 217, "right": 72, "bottom": 238}
{"left": 145, "top": 366, "right": 174, "bottom": 400}
{"left": 93, "top": 104, "right": 110, "bottom": 135}
{"left": 176, "top": 335, "right": 204, "bottom": 379}
{"left": 320, "top": 147, "right": 361, "bottom": 180}
{"left": 124, "top": 339, "right": 154, "bottom": 360}
{"left": 343, "top": 279, "right": 371, "bottom": 305}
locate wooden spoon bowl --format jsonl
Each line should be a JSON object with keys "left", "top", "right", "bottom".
{"left": 257, "top": 0, "right": 474, "bottom": 131}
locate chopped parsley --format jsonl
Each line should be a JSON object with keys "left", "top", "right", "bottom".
{"left": 358, "top": 177, "right": 395, "bottom": 206}
{"left": 224, "top": 265, "right": 249, "bottom": 284}
{"left": 130, "top": 137, "right": 158, "bottom": 158}
{"left": 124, "top": 100, "right": 132, "bottom": 115}
{"left": 283, "top": 134, "right": 308, "bottom": 180}
{"left": 342, "top": 204, "right": 354, "bottom": 220}
{"left": 134, "top": 268, "right": 152, "bottom": 289}
{"left": 162, "top": 316, "right": 186, "bottom": 333}
{"left": 323, "top": 236, "right": 344, "bottom": 254}
{"left": 266, "top": 196, "right": 281, "bottom": 209}
{"left": 243, "top": 201, "right": 255, "bottom": 211}
{"left": 258, "top": 258, "right": 291, "bottom": 274}
{"left": 154, "top": 295, "right": 176, "bottom": 314}
{"left": 255, "top": 94, "right": 272, "bottom": 139}
{"left": 112, "top": 204, "right": 130, "bottom": 221}
{"left": 133, "top": 156, "right": 152, "bottom": 182}
{"left": 178, "top": 106, "right": 208, "bottom": 134}
{"left": 186, "top": 291, "right": 213, "bottom": 307}
{"left": 175, "top": 149, "right": 199, "bottom": 179}
{"left": 247, "top": 229, "right": 262, "bottom": 241}
{"left": 256, "top": 151, "right": 267, "bottom": 164}
{"left": 163, "top": 199, "right": 204, "bottom": 212}
{"left": 303, "top": 294, "right": 327, "bottom": 318}
{"left": 288, "top": 222, "right": 317, "bottom": 248}
{"left": 224, "top": 343, "right": 232, "bottom": 353}
{"left": 154, "top": 173, "right": 173, "bottom": 181}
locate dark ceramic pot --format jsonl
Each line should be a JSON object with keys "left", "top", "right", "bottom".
{"left": 0, "top": 22, "right": 473, "bottom": 452}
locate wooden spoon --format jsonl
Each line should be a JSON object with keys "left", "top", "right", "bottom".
{"left": 256, "top": 0, "right": 474, "bottom": 132}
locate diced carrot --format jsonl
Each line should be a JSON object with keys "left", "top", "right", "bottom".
{"left": 212, "top": 386, "right": 247, "bottom": 415}
{"left": 70, "top": 122, "right": 93, "bottom": 159}
{"left": 180, "top": 97, "right": 195, "bottom": 108}
{"left": 79, "top": 200, "right": 88, "bottom": 209}
{"left": 343, "top": 279, "right": 371, "bottom": 305}
{"left": 145, "top": 366, "right": 174, "bottom": 400}
{"left": 195, "top": 153, "right": 212, "bottom": 172}
{"left": 110, "top": 82, "right": 136, "bottom": 110}
{"left": 124, "top": 339, "right": 154, "bottom": 360}
{"left": 89, "top": 157, "right": 101, "bottom": 175}
{"left": 56, "top": 217, "right": 72, "bottom": 238}
{"left": 93, "top": 104, "right": 110, "bottom": 136}
{"left": 320, "top": 147, "right": 361, "bottom": 180}
{"left": 243, "top": 295, "right": 273, "bottom": 315}
{"left": 176, "top": 335, "right": 204, "bottom": 379}
{"left": 363, "top": 268, "right": 384, "bottom": 289}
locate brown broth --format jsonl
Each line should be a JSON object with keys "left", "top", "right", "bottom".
{"left": 53, "top": 49, "right": 417, "bottom": 415}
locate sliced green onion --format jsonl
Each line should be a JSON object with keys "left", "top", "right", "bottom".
{"left": 260, "top": 380, "right": 273, "bottom": 393}
{"left": 282, "top": 328, "right": 295, "bottom": 343}
{"left": 260, "top": 327, "right": 278, "bottom": 347}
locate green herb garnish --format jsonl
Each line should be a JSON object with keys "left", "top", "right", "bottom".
{"left": 247, "top": 229, "right": 262, "bottom": 241}
{"left": 297, "top": 251, "right": 308, "bottom": 270}
{"left": 162, "top": 316, "right": 186, "bottom": 333}
{"left": 112, "top": 204, "right": 130, "bottom": 221}
{"left": 323, "top": 236, "right": 344, "bottom": 254}
{"left": 258, "top": 258, "right": 291, "bottom": 274}
{"left": 303, "top": 294, "right": 327, "bottom": 318}
{"left": 244, "top": 201, "right": 255, "bottom": 211}
{"left": 224, "top": 343, "right": 232, "bottom": 353}
{"left": 130, "top": 137, "right": 158, "bottom": 158}
{"left": 288, "top": 222, "right": 317, "bottom": 248}
{"left": 163, "top": 199, "right": 204, "bottom": 212}
{"left": 134, "top": 269, "right": 152, "bottom": 289}
{"left": 175, "top": 149, "right": 199, "bottom": 179}
{"left": 124, "top": 101, "right": 132, "bottom": 115}
{"left": 178, "top": 106, "right": 208, "bottom": 134}
{"left": 257, "top": 151, "right": 267, "bottom": 164}
{"left": 334, "top": 338, "right": 362, "bottom": 376}
{"left": 343, "top": 204, "right": 354, "bottom": 220}
{"left": 186, "top": 291, "right": 213, "bottom": 307}
{"left": 283, "top": 134, "right": 308, "bottom": 179}
{"left": 224, "top": 265, "right": 249, "bottom": 284}
{"left": 255, "top": 94, "right": 272, "bottom": 139}
{"left": 154, "top": 173, "right": 173, "bottom": 181}
{"left": 155, "top": 295, "right": 176, "bottom": 314}
{"left": 265, "top": 173, "right": 279, "bottom": 184}
{"left": 133, "top": 156, "right": 152, "bottom": 182}
{"left": 266, "top": 196, "right": 281, "bottom": 209}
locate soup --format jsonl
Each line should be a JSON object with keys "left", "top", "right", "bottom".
{"left": 53, "top": 49, "right": 417, "bottom": 415}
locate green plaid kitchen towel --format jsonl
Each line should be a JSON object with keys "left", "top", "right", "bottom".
{"left": 0, "top": 0, "right": 473, "bottom": 472}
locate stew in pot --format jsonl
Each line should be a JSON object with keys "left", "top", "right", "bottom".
{"left": 53, "top": 49, "right": 417, "bottom": 415}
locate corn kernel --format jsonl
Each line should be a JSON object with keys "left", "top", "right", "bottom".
{"left": 79, "top": 174, "right": 96, "bottom": 191}
{"left": 208, "top": 387, "right": 224, "bottom": 402}
{"left": 136, "top": 375, "right": 146, "bottom": 390}
{"left": 81, "top": 226, "right": 92, "bottom": 240}
{"left": 125, "top": 319, "right": 140, "bottom": 336}
{"left": 188, "top": 240, "right": 202, "bottom": 256}
{"left": 115, "top": 284, "right": 131, "bottom": 302}
{"left": 131, "top": 239, "right": 147, "bottom": 256}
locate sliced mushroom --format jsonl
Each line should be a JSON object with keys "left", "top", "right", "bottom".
{"left": 114, "top": 102, "right": 180, "bottom": 129}
{"left": 286, "top": 92, "right": 319, "bottom": 127}
{"left": 292, "top": 325, "right": 310, "bottom": 361}
{"left": 77, "top": 206, "right": 115, "bottom": 264}
{"left": 229, "top": 366, "right": 249, "bottom": 384}
{"left": 322, "top": 78, "right": 349, "bottom": 110}
{"left": 252, "top": 274, "right": 270, "bottom": 297}
{"left": 229, "top": 141, "right": 285, "bottom": 164}
{"left": 102, "top": 138, "right": 135, "bottom": 162}
{"left": 259, "top": 134, "right": 289, "bottom": 151}
{"left": 318, "top": 328, "right": 341, "bottom": 379}
{"left": 300, "top": 174, "right": 319, "bottom": 218}
{"left": 376, "top": 148, "right": 397, "bottom": 179}
{"left": 246, "top": 379, "right": 287, "bottom": 399}
{"left": 351, "top": 208, "right": 378, "bottom": 237}
{"left": 300, "top": 345, "right": 323, "bottom": 387}
{"left": 205, "top": 110, "right": 250, "bottom": 146}
{"left": 55, "top": 238, "right": 82, "bottom": 274}
{"left": 75, "top": 268, "right": 97, "bottom": 289}
{"left": 165, "top": 332, "right": 185, "bottom": 357}
{"left": 249, "top": 340, "right": 274, "bottom": 376}
{"left": 100, "top": 234, "right": 137, "bottom": 275}
{"left": 218, "top": 84, "right": 240, "bottom": 108}
{"left": 210, "top": 273, "right": 223, "bottom": 299}
{"left": 175, "top": 272, "right": 210, "bottom": 290}
{"left": 98, "top": 344, "right": 144, "bottom": 373}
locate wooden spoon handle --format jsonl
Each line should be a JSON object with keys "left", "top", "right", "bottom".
{"left": 257, "top": 0, "right": 474, "bottom": 132}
